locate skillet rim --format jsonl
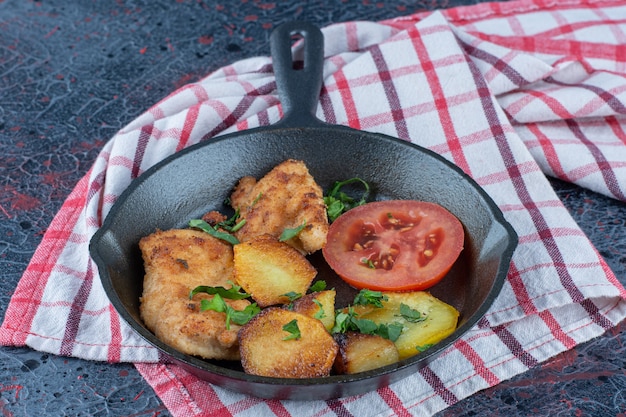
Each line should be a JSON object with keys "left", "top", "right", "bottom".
{"left": 88, "top": 120, "right": 518, "bottom": 394}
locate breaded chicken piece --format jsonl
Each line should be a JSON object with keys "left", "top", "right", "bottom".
{"left": 139, "top": 228, "right": 248, "bottom": 360}
{"left": 230, "top": 159, "right": 329, "bottom": 254}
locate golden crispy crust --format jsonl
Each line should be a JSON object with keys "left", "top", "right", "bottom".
{"left": 238, "top": 307, "right": 338, "bottom": 378}
{"left": 230, "top": 159, "right": 329, "bottom": 254}
{"left": 233, "top": 234, "right": 316, "bottom": 307}
{"left": 290, "top": 289, "right": 336, "bottom": 332}
{"left": 139, "top": 228, "right": 247, "bottom": 360}
{"left": 333, "top": 332, "right": 399, "bottom": 374}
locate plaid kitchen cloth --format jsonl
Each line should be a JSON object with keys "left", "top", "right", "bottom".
{"left": 2, "top": 0, "right": 626, "bottom": 415}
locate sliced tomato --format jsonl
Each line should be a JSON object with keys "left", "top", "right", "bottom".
{"left": 322, "top": 200, "right": 464, "bottom": 291}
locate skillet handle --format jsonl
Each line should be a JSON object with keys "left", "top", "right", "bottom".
{"left": 270, "top": 21, "right": 325, "bottom": 127}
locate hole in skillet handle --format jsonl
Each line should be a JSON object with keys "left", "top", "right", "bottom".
{"left": 289, "top": 34, "right": 304, "bottom": 70}
{"left": 270, "top": 22, "right": 325, "bottom": 128}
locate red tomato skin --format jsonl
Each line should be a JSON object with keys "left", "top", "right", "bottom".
{"left": 322, "top": 200, "right": 464, "bottom": 291}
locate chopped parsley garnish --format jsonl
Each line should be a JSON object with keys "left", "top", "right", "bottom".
{"left": 332, "top": 307, "right": 403, "bottom": 342}
{"left": 251, "top": 192, "right": 262, "bottom": 206}
{"left": 309, "top": 280, "right": 327, "bottom": 292}
{"left": 282, "top": 319, "right": 301, "bottom": 340}
{"left": 189, "top": 218, "right": 240, "bottom": 245}
{"left": 375, "top": 322, "right": 404, "bottom": 341}
{"left": 324, "top": 177, "right": 370, "bottom": 222}
{"left": 189, "top": 282, "right": 251, "bottom": 300}
{"left": 215, "top": 209, "right": 246, "bottom": 233}
{"left": 216, "top": 209, "right": 246, "bottom": 232}
{"left": 279, "top": 221, "right": 307, "bottom": 242}
{"left": 360, "top": 258, "right": 376, "bottom": 269}
{"left": 399, "top": 303, "right": 427, "bottom": 323}
{"left": 282, "top": 291, "right": 302, "bottom": 303}
{"left": 332, "top": 307, "right": 358, "bottom": 334}
{"left": 199, "top": 293, "right": 260, "bottom": 330}
{"left": 353, "top": 289, "right": 388, "bottom": 308}
{"left": 191, "top": 283, "right": 258, "bottom": 329}
{"left": 313, "top": 299, "right": 326, "bottom": 319}
{"left": 416, "top": 344, "right": 434, "bottom": 353}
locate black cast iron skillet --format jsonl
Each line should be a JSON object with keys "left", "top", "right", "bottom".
{"left": 89, "top": 21, "right": 517, "bottom": 400}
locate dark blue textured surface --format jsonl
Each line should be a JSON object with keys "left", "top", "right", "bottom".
{"left": 1, "top": 1, "right": 625, "bottom": 416}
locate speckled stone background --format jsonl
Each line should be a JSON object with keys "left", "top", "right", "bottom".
{"left": 1, "top": 1, "right": 625, "bottom": 416}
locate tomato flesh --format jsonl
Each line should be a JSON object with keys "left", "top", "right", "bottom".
{"left": 322, "top": 200, "right": 464, "bottom": 291}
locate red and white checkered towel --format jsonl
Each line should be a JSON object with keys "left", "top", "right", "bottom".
{"left": 2, "top": 0, "right": 626, "bottom": 415}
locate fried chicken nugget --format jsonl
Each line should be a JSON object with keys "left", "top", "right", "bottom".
{"left": 230, "top": 159, "right": 329, "bottom": 254}
{"left": 139, "top": 228, "right": 248, "bottom": 360}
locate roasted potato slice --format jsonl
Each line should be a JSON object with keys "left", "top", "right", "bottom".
{"left": 351, "top": 291, "right": 459, "bottom": 360}
{"left": 333, "top": 332, "right": 399, "bottom": 374}
{"left": 290, "top": 289, "right": 336, "bottom": 332}
{"left": 233, "top": 234, "right": 317, "bottom": 307}
{"left": 238, "top": 307, "right": 338, "bottom": 378}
